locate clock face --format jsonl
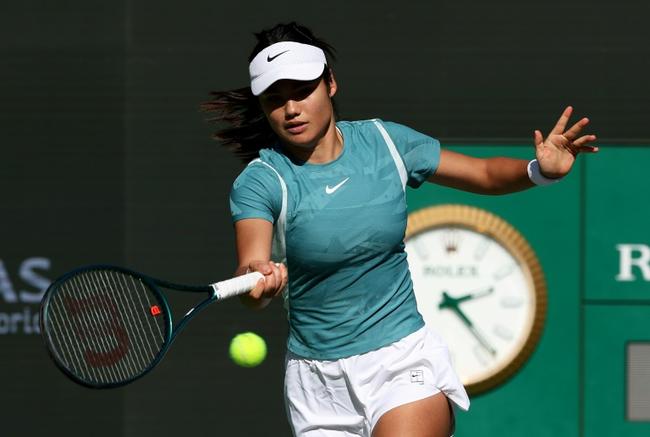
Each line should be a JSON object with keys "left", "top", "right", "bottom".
{"left": 404, "top": 205, "right": 546, "bottom": 395}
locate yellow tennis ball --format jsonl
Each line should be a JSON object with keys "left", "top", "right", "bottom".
{"left": 229, "top": 332, "right": 267, "bottom": 367}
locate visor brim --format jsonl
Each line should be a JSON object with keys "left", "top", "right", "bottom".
{"left": 251, "top": 63, "right": 326, "bottom": 96}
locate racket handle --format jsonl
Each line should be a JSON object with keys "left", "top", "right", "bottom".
{"left": 211, "top": 271, "right": 264, "bottom": 300}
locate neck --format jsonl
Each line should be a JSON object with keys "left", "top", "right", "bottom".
{"left": 282, "top": 119, "right": 342, "bottom": 164}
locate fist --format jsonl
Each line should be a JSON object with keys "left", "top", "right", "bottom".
{"left": 247, "top": 260, "right": 288, "bottom": 300}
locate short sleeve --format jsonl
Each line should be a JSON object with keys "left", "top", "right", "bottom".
{"left": 381, "top": 120, "right": 441, "bottom": 188}
{"left": 229, "top": 161, "right": 283, "bottom": 224}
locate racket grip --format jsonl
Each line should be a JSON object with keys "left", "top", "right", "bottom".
{"left": 211, "top": 271, "right": 264, "bottom": 300}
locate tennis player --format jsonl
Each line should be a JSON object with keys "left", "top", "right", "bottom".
{"left": 203, "top": 22, "right": 598, "bottom": 437}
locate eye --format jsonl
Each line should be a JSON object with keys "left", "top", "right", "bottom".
{"left": 286, "top": 80, "right": 318, "bottom": 101}
{"left": 294, "top": 85, "right": 314, "bottom": 100}
{"left": 260, "top": 93, "right": 284, "bottom": 108}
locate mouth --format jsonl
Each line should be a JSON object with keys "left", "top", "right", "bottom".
{"left": 285, "top": 122, "right": 308, "bottom": 134}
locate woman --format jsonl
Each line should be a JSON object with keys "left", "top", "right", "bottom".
{"left": 203, "top": 22, "right": 598, "bottom": 437}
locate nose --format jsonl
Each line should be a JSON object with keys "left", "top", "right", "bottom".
{"left": 284, "top": 99, "right": 300, "bottom": 119}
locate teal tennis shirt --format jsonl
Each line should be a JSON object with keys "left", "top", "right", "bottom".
{"left": 230, "top": 119, "right": 440, "bottom": 359}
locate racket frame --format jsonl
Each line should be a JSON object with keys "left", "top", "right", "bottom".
{"left": 40, "top": 264, "right": 224, "bottom": 389}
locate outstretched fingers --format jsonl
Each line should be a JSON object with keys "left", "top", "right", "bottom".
{"left": 573, "top": 134, "right": 599, "bottom": 153}
{"left": 563, "top": 117, "right": 590, "bottom": 141}
{"left": 550, "top": 106, "right": 573, "bottom": 136}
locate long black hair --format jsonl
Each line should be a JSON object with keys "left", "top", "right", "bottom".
{"left": 201, "top": 22, "right": 337, "bottom": 163}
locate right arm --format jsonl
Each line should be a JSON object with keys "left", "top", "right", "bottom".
{"left": 234, "top": 218, "right": 287, "bottom": 310}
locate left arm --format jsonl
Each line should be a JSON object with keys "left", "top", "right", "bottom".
{"left": 427, "top": 106, "right": 599, "bottom": 195}
{"left": 429, "top": 151, "right": 533, "bottom": 195}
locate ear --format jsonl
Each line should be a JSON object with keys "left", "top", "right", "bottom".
{"left": 327, "top": 68, "right": 338, "bottom": 98}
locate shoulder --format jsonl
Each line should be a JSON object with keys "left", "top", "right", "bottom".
{"left": 234, "top": 160, "right": 273, "bottom": 186}
{"left": 376, "top": 120, "right": 439, "bottom": 145}
{"left": 230, "top": 153, "right": 286, "bottom": 222}
{"left": 337, "top": 118, "right": 414, "bottom": 131}
{"left": 235, "top": 149, "right": 286, "bottom": 183}
{"left": 336, "top": 118, "right": 385, "bottom": 136}
{"left": 338, "top": 119, "right": 436, "bottom": 142}
{"left": 336, "top": 119, "right": 389, "bottom": 149}
{"left": 351, "top": 119, "right": 441, "bottom": 187}
{"left": 231, "top": 153, "right": 287, "bottom": 200}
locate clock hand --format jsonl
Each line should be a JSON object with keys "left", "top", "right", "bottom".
{"left": 466, "top": 321, "right": 497, "bottom": 356}
{"left": 455, "top": 286, "right": 494, "bottom": 304}
{"left": 439, "top": 291, "right": 497, "bottom": 356}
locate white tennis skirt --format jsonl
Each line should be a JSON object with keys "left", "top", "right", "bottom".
{"left": 283, "top": 324, "right": 470, "bottom": 436}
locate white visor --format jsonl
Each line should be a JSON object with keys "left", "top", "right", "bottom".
{"left": 249, "top": 41, "right": 327, "bottom": 96}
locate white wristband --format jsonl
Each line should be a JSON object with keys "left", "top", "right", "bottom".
{"left": 527, "top": 159, "right": 562, "bottom": 186}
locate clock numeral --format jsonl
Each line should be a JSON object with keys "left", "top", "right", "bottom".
{"left": 500, "top": 295, "right": 524, "bottom": 308}
{"left": 412, "top": 236, "right": 430, "bottom": 260}
{"left": 493, "top": 324, "right": 514, "bottom": 341}
{"left": 473, "top": 238, "right": 491, "bottom": 261}
{"left": 493, "top": 263, "right": 516, "bottom": 281}
{"left": 473, "top": 344, "right": 492, "bottom": 367}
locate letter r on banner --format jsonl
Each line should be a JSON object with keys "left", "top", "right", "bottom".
{"left": 616, "top": 244, "right": 650, "bottom": 281}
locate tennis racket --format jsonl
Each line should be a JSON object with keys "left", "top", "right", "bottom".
{"left": 39, "top": 264, "right": 263, "bottom": 389}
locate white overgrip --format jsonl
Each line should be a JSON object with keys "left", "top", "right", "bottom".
{"left": 211, "top": 271, "right": 264, "bottom": 300}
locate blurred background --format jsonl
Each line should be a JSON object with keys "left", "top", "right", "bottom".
{"left": 1, "top": 0, "right": 649, "bottom": 435}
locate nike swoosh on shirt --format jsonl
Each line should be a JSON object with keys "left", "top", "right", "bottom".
{"left": 325, "top": 177, "right": 350, "bottom": 194}
{"left": 267, "top": 50, "right": 290, "bottom": 62}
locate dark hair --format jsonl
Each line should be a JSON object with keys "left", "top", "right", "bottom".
{"left": 201, "top": 22, "right": 337, "bottom": 163}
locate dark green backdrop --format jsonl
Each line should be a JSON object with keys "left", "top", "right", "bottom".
{"left": 1, "top": 0, "right": 648, "bottom": 435}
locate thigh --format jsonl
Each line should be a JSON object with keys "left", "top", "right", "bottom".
{"left": 371, "top": 392, "right": 453, "bottom": 437}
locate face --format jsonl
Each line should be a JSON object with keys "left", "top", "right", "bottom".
{"left": 258, "top": 73, "right": 337, "bottom": 150}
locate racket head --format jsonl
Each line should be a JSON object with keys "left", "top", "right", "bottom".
{"left": 40, "top": 265, "right": 172, "bottom": 388}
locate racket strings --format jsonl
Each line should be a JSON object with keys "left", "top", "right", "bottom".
{"left": 45, "top": 269, "right": 167, "bottom": 385}
{"left": 49, "top": 273, "right": 130, "bottom": 384}
{"left": 63, "top": 274, "right": 128, "bottom": 384}
{"left": 77, "top": 273, "right": 138, "bottom": 383}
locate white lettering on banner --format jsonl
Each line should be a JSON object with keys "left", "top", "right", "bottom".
{"left": 19, "top": 257, "right": 51, "bottom": 303}
{"left": 0, "top": 307, "right": 40, "bottom": 335}
{"left": 616, "top": 244, "right": 650, "bottom": 281}
{"left": 0, "top": 260, "right": 18, "bottom": 303}
{"left": 0, "top": 257, "right": 52, "bottom": 335}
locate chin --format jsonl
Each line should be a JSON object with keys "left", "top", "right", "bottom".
{"left": 281, "top": 132, "right": 317, "bottom": 149}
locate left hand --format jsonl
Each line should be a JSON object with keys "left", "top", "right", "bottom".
{"left": 534, "top": 106, "right": 599, "bottom": 179}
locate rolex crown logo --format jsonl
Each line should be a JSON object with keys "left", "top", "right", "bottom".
{"left": 442, "top": 229, "right": 461, "bottom": 254}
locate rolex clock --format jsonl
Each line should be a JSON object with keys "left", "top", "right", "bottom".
{"left": 405, "top": 204, "right": 547, "bottom": 395}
